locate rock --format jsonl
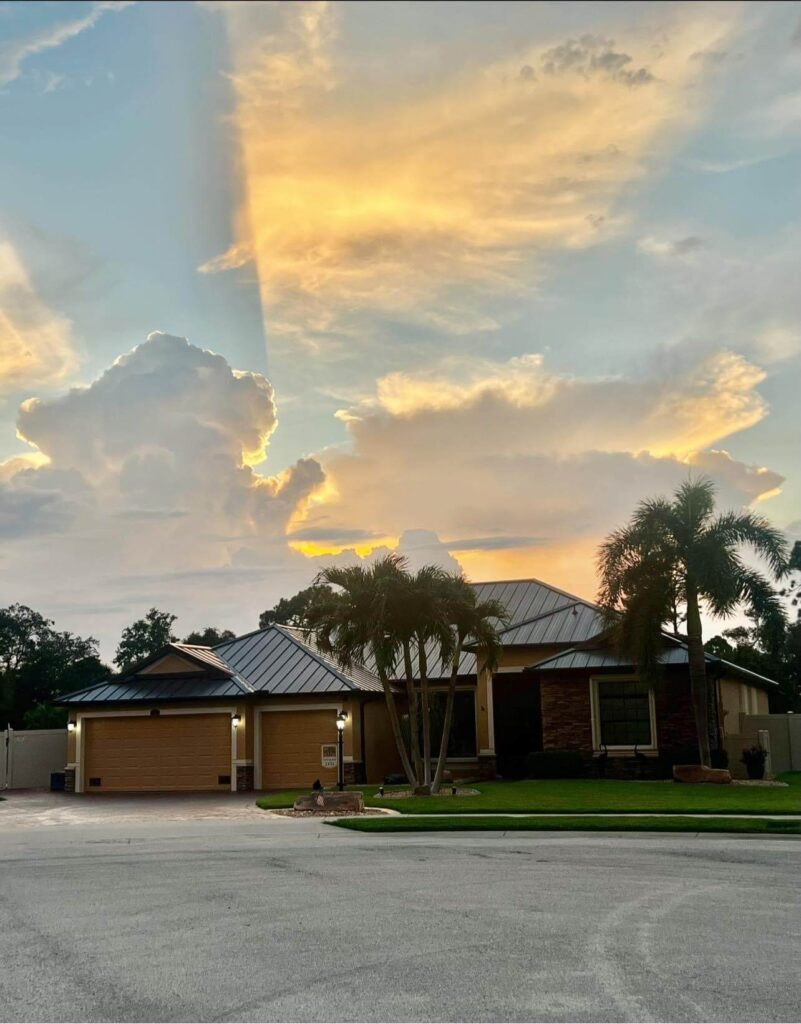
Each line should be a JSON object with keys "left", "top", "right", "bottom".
{"left": 293, "top": 791, "right": 365, "bottom": 813}
{"left": 672, "top": 764, "right": 732, "bottom": 785}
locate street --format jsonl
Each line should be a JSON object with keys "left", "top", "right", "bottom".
{"left": 1, "top": 793, "right": 799, "bottom": 1022}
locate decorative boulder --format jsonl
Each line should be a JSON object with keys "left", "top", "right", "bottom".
{"left": 672, "top": 764, "right": 732, "bottom": 785}
{"left": 293, "top": 791, "right": 365, "bottom": 813}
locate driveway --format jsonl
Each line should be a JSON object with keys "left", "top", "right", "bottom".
{"left": 1, "top": 791, "right": 800, "bottom": 1023}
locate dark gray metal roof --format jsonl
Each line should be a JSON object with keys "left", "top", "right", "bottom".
{"left": 214, "top": 625, "right": 385, "bottom": 694}
{"left": 531, "top": 642, "right": 778, "bottom": 689}
{"left": 60, "top": 675, "right": 252, "bottom": 705}
{"left": 497, "top": 601, "right": 606, "bottom": 647}
{"left": 473, "top": 578, "right": 596, "bottom": 629}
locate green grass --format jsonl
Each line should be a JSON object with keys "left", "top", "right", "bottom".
{"left": 256, "top": 772, "right": 801, "bottom": 816}
{"left": 331, "top": 814, "right": 801, "bottom": 836}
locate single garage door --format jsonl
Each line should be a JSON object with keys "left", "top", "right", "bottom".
{"left": 83, "top": 714, "right": 232, "bottom": 792}
{"left": 261, "top": 709, "right": 339, "bottom": 789}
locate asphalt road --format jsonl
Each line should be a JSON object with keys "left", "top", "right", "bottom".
{"left": 1, "top": 794, "right": 800, "bottom": 1023}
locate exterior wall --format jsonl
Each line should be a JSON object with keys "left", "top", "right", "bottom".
{"left": 495, "top": 646, "right": 564, "bottom": 670}
{"left": 362, "top": 697, "right": 403, "bottom": 781}
{"left": 719, "top": 677, "right": 771, "bottom": 736}
{"left": 540, "top": 676, "right": 593, "bottom": 751}
{"left": 653, "top": 676, "right": 697, "bottom": 753}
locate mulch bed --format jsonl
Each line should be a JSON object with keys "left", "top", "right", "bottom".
{"left": 376, "top": 787, "right": 480, "bottom": 799}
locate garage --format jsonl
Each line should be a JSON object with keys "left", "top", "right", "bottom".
{"left": 260, "top": 709, "right": 340, "bottom": 789}
{"left": 83, "top": 713, "right": 233, "bottom": 792}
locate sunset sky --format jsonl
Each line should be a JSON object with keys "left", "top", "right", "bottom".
{"left": 1, "top": 0, "right": 800, "bottom": 655}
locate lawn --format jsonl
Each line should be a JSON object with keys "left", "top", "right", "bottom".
{"left": 256, "top": 772, "right": 801, "bottom": 816}
{"left": 331, "top": 814, "right": 801, "bottom": 836}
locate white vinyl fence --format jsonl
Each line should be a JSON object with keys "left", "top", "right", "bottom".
{"left": 1, "top": 728, "right": 68, "bottom": 790}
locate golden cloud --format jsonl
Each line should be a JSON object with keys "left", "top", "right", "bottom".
{"left": 208, "top": 1, "right": 740, "bottom": 351}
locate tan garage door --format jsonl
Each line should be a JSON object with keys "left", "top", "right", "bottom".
{"left": 83, "top": 714, "right": 232, "bottom": 792}
{"left": 261, "top": 709, "right": 339, "bottom": 789}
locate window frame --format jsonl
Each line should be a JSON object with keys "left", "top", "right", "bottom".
{"left": 589, "top": 674, "right": 658, "bottom": 753}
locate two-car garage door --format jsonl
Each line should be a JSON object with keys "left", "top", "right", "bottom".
{"left": 83, "top": 714, "right": 232, "bottom": 792}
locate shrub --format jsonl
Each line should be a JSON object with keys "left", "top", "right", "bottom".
{"left": 741, "top": 746, "right": 768, "bottom": 780}
{"left": 525, "top": 750, "right": 585, "bottom": 779}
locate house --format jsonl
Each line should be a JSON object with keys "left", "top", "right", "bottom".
{"left": 59, "top": 578, "right": 777, "bottom": 792}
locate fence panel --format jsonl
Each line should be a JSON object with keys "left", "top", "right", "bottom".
{"left": 2, "top": 728, "right": 68, "bottom": 789}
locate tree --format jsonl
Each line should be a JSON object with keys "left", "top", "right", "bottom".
{"left": 305, "top": 556, "right": 417, "bottom": 784}
{"left": 182, "top": 627, "right": 236, "bottom": 647}
{"left": 0, "top": 605, "right": 107, "bottom": 728}
{"left": 259, "top": 585, "right": 332, "bottom": 629}
{"left": 598, "top": 478, "right": 788, "bottom": 765}
{"left": 708, "top": 619, "right": 801, "bottom": 712}
{"left": 431, "top": 577, "right": 506, "bottom": 793}
{"left": 115, "top": 608, "right": 177, "bottom": 672}
{"left": 781, "top": 540, "right": 801, "bottom": 620}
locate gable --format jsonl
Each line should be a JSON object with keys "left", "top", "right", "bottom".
{"left": 140, "top": 653, "right": 203, "bottom": 676}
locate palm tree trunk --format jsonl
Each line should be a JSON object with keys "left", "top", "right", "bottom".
{"left": 431, "top": 640, "right": 462, "bottom": 794}
{"left": 402, "top": 642, "right": 423, "bottom": 785}
{"left": 379, "top": 671, "right": 416, "bottom": 786}
{"left": 685, "top": 584, "right": 711, "bottom": 766}
{"left": 418, "top": 639, "right": 432, "bottom": 788}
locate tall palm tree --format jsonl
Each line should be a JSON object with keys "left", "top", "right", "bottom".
{"left": 431, "top": 577, "right": 507, "bottom": 794}
{"left": 306, "top": 555, "right": 417, "bottom": 785}
{"left": 598, "top": 478, "right": 787, "bottom": 765}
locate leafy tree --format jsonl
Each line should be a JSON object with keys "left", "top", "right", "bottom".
{"left": 708, "top": 620, "right": 801, "bottom": 712}
{"left": 182, "top": 627, "right": 236, "bottom": 647}
{"left": 598, "top": 478, "right": 788, "bottom": 765}
{"left": 0, "top": 605, "right": 107, "bottom": 727}
{"left": 259, "top": 585, "right": 332, "bottom": 629}
{"left": 115, "top": 608, "right": 177, "bottom": 672}
{"left": 781, "top": 540, "right": 801, "bottom": 620}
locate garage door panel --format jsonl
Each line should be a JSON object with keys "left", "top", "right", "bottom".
{"left": 261, "top": 710, "right": 339, "bottom": 789}
{"left": 84, "top": 714, "right": 231, "bottom": 792}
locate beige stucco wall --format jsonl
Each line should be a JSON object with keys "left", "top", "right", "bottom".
{"left": 495, "top": 646, "right": 563, "bottom": 670}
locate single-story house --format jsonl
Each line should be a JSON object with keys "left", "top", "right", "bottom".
{"left": 59, "top": 578, "right": 777, "bottom": 792}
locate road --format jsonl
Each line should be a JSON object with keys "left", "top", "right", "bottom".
{"left": 1, "top": 792, "right": 799, "bottom": 1023}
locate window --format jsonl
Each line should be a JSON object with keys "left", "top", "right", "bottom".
{"left": 594, "top": 679, "right": 653, "bottom": 748}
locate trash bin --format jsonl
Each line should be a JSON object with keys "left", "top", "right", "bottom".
{"left": 50, "top": 771, "right": 65, "bottom": 792}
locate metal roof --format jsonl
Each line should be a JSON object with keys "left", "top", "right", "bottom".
{"left": 497, "top": 601, "right": 606, "bottom": 647}
{"left": 472, "top": 578, "right": 596, "bottom": 629}
{"left": 531, "top": 642, "right": 779, "bottom": 689}
{"left": 213, "top": 624, "right": 385, "bottom": 694}
{"left": 59, "top": 674, "right": 252, "bottom": 705}
{"left": 170, "top": 643, "right": 237, "bottom": 676}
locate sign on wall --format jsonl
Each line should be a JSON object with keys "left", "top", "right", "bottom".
{"left": 321, "top": 744, "right": 338, "bottom": 768}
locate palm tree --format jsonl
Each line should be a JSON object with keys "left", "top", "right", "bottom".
{"left": 431, "top": 577, "right": 507, "bottom": 794}
{"left": 598, "top": 478, "right": 787, "bottom": 765}
{"left": 305, "top": 555, "right": 417, "bottom": 785}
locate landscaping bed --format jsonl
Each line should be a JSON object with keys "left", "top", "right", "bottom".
{"left": 256, "top": 772, "right": 801, "bottom": 816}
{"left": 330, "top": 814, "right": 801, "bottom": 836}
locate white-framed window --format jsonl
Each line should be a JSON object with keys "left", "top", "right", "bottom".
{"left": 590, "top": 675, "right": 657, "bottom": 751}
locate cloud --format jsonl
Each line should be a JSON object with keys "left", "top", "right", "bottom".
{"left": 206, "top": 1, "right": 740, "bottom": 356}
{"left": 0, "top": 333, "right": 326, "bottom": 650}
{"left": 289, "top": 347, "right": 783, "bottom": 598}
{"left": 0, "top": 241, "right": 79, "bottom": 393}
{"left": 638, "top": 235, "right": 705, "bottom": 257}
{"left": 0, "top": 1, "right": 133, "bottom": 87}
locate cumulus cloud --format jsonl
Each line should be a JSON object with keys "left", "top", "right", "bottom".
{"left": 0, "top": 1, "right": 133, "bottom": 87}
{"left": 289, "top": 347, "right": 783, "bottom": 598}
{"left": 0, "top": 333, "right": 325, "bottom": 650}
{"left": 204, "top": 1, "right": 740, "bottom": 357}
{"left": 0, "top": 241, "right": 79, "bottom": 393}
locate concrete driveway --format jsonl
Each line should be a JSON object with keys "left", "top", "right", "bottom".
{"left": 1, "top": 791, "right": 800, "bottom": 1023}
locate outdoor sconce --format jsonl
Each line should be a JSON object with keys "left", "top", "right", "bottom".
{"left": 67, "top": 721, "right": 76, "bottom": 732}
{"left": 231, "top": 714, "right": 241, "bottom": 729}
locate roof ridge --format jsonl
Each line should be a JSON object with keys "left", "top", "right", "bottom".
{"left": 472, "top": 576, "right": 594, "bottom": 605}
{"left": 270, "top": 623, "right": 368, "bottom": 692}
{"left": 497, "top": 601, "right": 580, "bottom": 634}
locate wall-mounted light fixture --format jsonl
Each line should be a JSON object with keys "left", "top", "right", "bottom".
{"left": 67, "top": 720, "right": 76, "bottom": 732}
{"left": 231, "top": 714, "right": 241, "bottom": 729}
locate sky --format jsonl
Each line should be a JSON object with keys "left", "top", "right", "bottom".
{"left": 1, "top": 0, "right": 800, "bottom": 657}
